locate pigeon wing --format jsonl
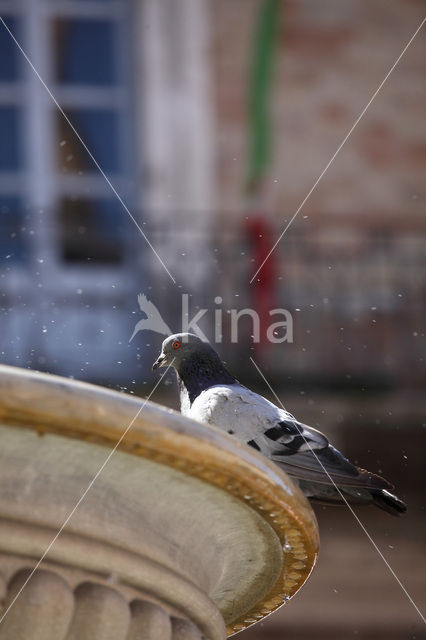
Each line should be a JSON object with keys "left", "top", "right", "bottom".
{"left": 261, "top": 417, "right": 329, "bottom": 453}
{"left": 189, "top": 383, "right": 391, "bottom": 492}
{"left": 271, "top": 440, "right": 393, "bottom": 491}
{"left": 187, "top": 384, "right": 328, "bottom": 450}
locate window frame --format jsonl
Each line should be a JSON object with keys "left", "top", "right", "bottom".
{"left": 0, "top": 0, "right": 138, "bottom": 288}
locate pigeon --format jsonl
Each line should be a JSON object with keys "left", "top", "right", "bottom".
{"left": 130, "top": 293, "right": 172, "bottom": 342}
{"left": 152, "top": 333, "right": 407, "bottom": 516}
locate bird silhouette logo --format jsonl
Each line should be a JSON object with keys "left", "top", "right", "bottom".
{"left": 129, "top": 293, "right": 172, "bottom": 342}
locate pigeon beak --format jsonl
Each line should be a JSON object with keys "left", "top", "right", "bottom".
{"left": 152, "top": 354, "right": 168, "bottom": 371}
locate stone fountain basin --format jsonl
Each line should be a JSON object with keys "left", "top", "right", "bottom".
{"left": 0, "top": 365, "right": 319, "bottom": 638}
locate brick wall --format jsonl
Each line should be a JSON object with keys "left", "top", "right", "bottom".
{"left": 211, "top": 0, "right": 425, "bottom": 221}
{"left": 209, "top": 0, "right": 425, "bottom": 388}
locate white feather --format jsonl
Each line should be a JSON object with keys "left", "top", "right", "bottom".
{"left": 186, "top": 383, "right": 327, "bottom": 451}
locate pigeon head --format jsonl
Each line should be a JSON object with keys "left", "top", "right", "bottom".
{"left": 152, "top": 333, "right": 216, "bottom": 371}
{"left": 152, "top": 332, "right": 236, "bottom": 403}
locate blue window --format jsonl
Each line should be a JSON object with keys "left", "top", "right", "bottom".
{"left": 0, "top": 16, "right": 20, "bottom": 82}
{"left": 0, "top": 196, "right": 28, "bottom": 262}
{"left": 60, "top": 197, "right": 129, "bottom": 263}
{"left": 0, "top": 107, "right": 21, "bottom": 170}
{"left": 54, "top": 19, "right": 116, "bottom": 86}
{"left": 58, "top": 108, "right": 120, "bottom": 173}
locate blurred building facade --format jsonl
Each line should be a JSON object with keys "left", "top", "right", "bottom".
{"left": 0, "top": 0, "right": 424, "bottom": 393}
{"left": 0, "top": 3, "right": 424, "bottom": 639}
{"left": 0, "top": 0, "right": 215, "bottom": 382}
{"left": 211, "top": 0, "right": 425, "bottom": 392}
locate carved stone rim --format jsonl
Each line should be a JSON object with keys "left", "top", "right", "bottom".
{"left": 0, "top": 364, "right": 320, "bottom": 636}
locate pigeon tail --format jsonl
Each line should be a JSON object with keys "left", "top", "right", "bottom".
{"left": 371, "top": 489, "right": 407, "bottom": 517}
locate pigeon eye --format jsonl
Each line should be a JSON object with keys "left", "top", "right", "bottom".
{"left": 173, "top": 341, "right": 181, "bottom": 350}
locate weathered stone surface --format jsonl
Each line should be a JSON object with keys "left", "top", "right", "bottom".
{"left": 65, "top": 583, "right": 130, "bottom": 640}
{"left": 171, "top": 617, "right": 204, "bottom": 640}
{"left": 0, "top": 569, "right": 73, "bottom": 640}
{"left": 128, "top": 600, "right": 172, "bottom": 640}
{"left": 0, "top": 364, "right": 319, "bottom": 637}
